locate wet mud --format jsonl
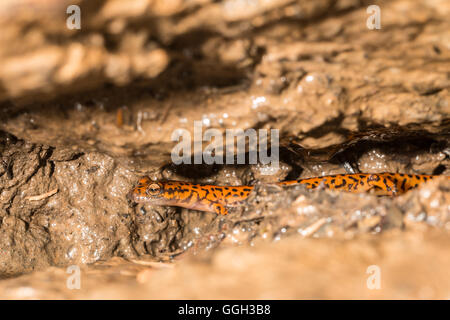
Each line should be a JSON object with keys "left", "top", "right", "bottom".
{"left": 0, "top": 0, "right": 449, "bottom": 298}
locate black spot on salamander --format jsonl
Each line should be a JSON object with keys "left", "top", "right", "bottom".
{"left": 331, "top": 179, "right": 335, "bottom": 184}
{"left": 334, "top": 179, "right": 346, "bottom": 188}
{"left": 243, "top": 188, "right": 252, "bottom": 192}
{"left": 233, "top": 194, "right": 239, "bottom": 197}
{"left": 232, "top": 188, "right": 237, "bottom": 192}
{"left": 360, "top": 180, "right": 364, "bottom": 186}
{"left": 408, "top": 174, "right": 413, "bottom": 178}
{"left": 349, "top": 176, "right": 359, "bottom": 182}
{"left": 415, "top": 175, "right": 421, "bottom": 180}
{"left": 348, "top": 183, "right": 353, "bottom": 191}
{"left": 393, "top": 178, "right": 398, "bottom": 184}
{"left": 240, "top": 192, "right": 244, "bottom": 196}
{"left": 401, "top": 179, "right": 407, "bottom": 191}
{"left": 423, "top": 177, "right": 428, "bottom": 181}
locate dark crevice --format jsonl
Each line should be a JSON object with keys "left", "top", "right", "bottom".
{"left": 433, "top": 164, "right": 446, "bottom": 175}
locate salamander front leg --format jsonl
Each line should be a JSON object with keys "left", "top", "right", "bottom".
{"left": 213, "top": 203, "right": 228, "bottom": 215}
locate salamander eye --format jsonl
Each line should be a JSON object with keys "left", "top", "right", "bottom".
{"left": 146, "top": 183, "right": 162, "bottom": 195}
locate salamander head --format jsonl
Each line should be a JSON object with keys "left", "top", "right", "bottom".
{"left": 128, "top": 176, "right": 166, "bottom": 204}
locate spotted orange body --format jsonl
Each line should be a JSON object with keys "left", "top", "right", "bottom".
{"left": 128, "top": 173, "right": 447, "bottom": 215}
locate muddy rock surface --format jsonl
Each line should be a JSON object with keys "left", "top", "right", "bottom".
{"left": 0, "top": 0, "right": 449, "bottom": 298}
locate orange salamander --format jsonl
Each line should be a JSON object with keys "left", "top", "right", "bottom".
{"left": 128, "top": 173, "right": 448, "bottom": 215}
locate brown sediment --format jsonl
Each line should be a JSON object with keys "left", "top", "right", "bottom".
{"left": 0, "top": 0, "right": 449, "bottom": 299}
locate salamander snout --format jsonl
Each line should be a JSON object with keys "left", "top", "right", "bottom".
{"left": 128, "top": 177, "right": 164, "bottom": 203}
{"left": 127, "top": 185, "right": 155, "bottom": 203}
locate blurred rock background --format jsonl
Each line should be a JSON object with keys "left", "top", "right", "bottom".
{"left": 0, "top": 0, "right": 449, "bottom": 299}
